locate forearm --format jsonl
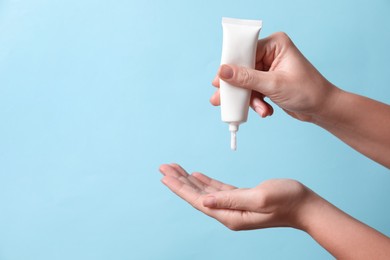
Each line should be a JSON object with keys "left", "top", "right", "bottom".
{"left": 297, "top": 191, "right": 390, "bottom": 259}
{"left": 313, "top": 87, "right": 390, "bottom": 168}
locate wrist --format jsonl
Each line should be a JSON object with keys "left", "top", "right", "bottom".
{"left": 290, "top": 188, "right": 327, "bottom": 232}
{"left": 310, "top": 83, "right": 345, "bottom": 127}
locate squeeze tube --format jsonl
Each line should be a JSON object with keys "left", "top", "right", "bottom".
{"left": 220, "top": 17, "right": 262, "bottom": 150}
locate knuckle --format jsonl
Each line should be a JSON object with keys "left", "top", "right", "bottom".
{"left": 255, "top": 192, "right": 268, "bottom": 211}
{"left": 237, "top": 67, "right": 254, "bottom": 87}
{"left": 220, "top": 195, "right": 233, "bottom": 208}
{"left": 268, "top": 72, "right": 285, "bottom": 92}
{"left": 273, "top": 31, "right": 292, "bottom": 44}
{"left": 253, "top": 185, "right": 271, "bottom": 210}
{"left": 269, "top": 74, "right": 281, "bottom": 89}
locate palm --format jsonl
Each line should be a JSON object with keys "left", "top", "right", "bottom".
{"left": 160, "top": 164, "right": 305, "bottom": 230}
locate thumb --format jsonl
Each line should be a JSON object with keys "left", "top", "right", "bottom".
{"left": 218, "top": 64, "right": 275, "bottom": 96}
{"left": 203, "top": 188, "right": 259, "bottom": 211}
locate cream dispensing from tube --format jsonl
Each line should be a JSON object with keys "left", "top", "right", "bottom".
{"left": 220, "top": 17, "right": 262, "bottom": 150}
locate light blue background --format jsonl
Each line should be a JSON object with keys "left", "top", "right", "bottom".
{"left": 0, "top": 0, "right": 389, "bottom": 259}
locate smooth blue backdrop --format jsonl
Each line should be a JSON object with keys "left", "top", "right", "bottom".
{"left": 0, "top": 0, "right": 389, "bottom": 259}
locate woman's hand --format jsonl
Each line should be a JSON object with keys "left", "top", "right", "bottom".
{"left": 159, "top": 163, "right": 390, "bottom": 259}
{"left": 159, "top": 163, "right": 312, "bottom": 230}
{"left": 210, "top": 32, "right": 340, "bottom": 122}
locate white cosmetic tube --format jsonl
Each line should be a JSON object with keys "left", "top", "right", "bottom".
{"left": 220, "top": 17, "right": 262, "bottom": 150}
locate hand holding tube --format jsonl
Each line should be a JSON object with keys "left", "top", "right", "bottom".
{"left": 211, "top": 32, "right": 339, "bottom": 122}
{"left": 211, "top": 32, "right": 390, "bottom": 167}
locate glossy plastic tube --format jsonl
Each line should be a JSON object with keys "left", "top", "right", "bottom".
{"left": 220, "top": 17, "right": 262, "bottom": 150}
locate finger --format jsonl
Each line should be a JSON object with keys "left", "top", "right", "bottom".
{"left": 266, "top": 101, "right": 274, "bottom": 116}
{"left": 160, "top": 164, "right": 201, "bottom": 191}
{"left": 218, "top": 64, "right": 276, "bottom": 96}
{"left": 251, "top": 94, "right": 274, "bottom": 118}
{"left": 203, "top": 189, "right": 265, "bottom": 212}
{"left": 212, "top": 74, "right": 220, "bottom": 87}
{"left": 161, "top": 176, "right": 223, "bottom": 214}
{"left": 256, "top": 32, "right": 294, "bottom": 71}
{"left": 162, "top": 176, "right": 246, "bottom": 227}
{"left": 255, "top": 35, "right": 276, "bottom": 71}
{"left": 192, "top": 172, "right": 236, "bottom": 191}
{"left": 210, "top": 89, "right": 220, "bottom": 106}
{"left": 159, "top": 164, "right": 185, "bottom": 178}
{"left": 169, "top": 164, "right": 217, "bottom": 193}
{"left": 190, "top": 173, "right": 220, "bottom": 193}
{"left": 161, "top": 176, "right": 204, "bottom": 207}
{"left": 162, "top": 175, "right": 273, "bottom": 230}
{"left": 162, "top": 176, "right": 272, "bottom": 231}
{"left": 169, "top": 163, "right": 189, "bottom": 177}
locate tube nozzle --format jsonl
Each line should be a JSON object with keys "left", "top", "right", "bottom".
{"left": 230, "top": 130, "right": 237, "bottom": 151}
{"left": 229, "top": 123, "right": 239, "bottom": 151}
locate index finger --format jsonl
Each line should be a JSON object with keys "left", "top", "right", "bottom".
{"left": 161, "top": 176, "right": 205, "bottom": 210}
{"left": 161, "top": 176, "right": 238, "bottom": 223}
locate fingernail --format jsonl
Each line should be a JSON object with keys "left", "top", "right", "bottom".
{"left": 203, "top": 196, "right": 216, "bottom": 207}
{"left": 252, "top": 97, "right": 262, "bottom": 107}
{"left": 255, "top": 106, "right": 264, "bottom": 117}
{"left": 219, "top": 65, "right": 233, "bottom": 80}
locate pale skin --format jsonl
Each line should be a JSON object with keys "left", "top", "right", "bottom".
{"left": 211, "top": 32, "right": 390, "bottom": 167}
{"left": 160, "top": 164, "right": 390, "bottom": 259}
{"left": 160, "top": 32, "right": 390, "bottom": 259}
